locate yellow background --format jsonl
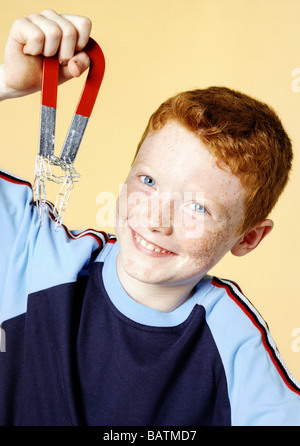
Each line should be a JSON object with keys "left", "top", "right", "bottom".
{"left": 1, "top": 0, "right": 300, "bottom": 381}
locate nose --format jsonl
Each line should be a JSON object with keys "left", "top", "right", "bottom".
{"left": 147, "top": 195, "right": 174, "bottom": 235}
{"left": 148, "top": 222, "right": 173, "bottom": 235}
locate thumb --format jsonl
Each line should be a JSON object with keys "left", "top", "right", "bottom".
{"left": 58, "top": 51, "right": 90, "bottom": 83}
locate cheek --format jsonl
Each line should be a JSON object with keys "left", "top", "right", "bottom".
{"left": 118, "top": 185, "right": 153, "bottom": 228}
{"left": 116, "top": 185, "right": 140, "bottom": 222}
{"left": 184, "top": 226, "right": 232, "bottom": 270}
{"left": 116, "top": 186, "right": 127, "bottom": 221}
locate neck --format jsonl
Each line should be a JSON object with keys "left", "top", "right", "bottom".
{"left": 116, "top": 254, "right": 198, "bottom": 312}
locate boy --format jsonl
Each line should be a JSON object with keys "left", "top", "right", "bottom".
{"left": 0, "top": 10, "right": 299, "bottom": 426}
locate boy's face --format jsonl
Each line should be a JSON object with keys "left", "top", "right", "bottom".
{"left": 115, "top": 121, "right": 244, "bottom": 290}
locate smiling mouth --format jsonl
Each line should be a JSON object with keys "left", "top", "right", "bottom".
{"left": 131, "top": 230, "right": 176, "bottom": 256}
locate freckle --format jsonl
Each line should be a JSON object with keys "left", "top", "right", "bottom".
{"left": 126, "top": 259, "right": 134, "bottom": 268}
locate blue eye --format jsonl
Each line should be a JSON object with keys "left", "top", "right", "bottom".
{"left": 140, "top": 175, "right": 156, "bottom": 187}
{"left": 189, "top": 203, "right": 207, "bottom": 214}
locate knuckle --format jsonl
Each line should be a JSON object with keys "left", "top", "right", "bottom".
{"left": 75, "top": 16, "right": 92, "bottom": 37}
{"left": 80, "top": 16, "right": 92, "bottom": 31}
{"left": 48, "top": 24, "right": 62, "bottom": 41}
{"left": 11, "top": 17, "right": 26, "bottom": 29}
{"left": 63, "top": 24, "right": 77, "bottom": 40}
{"left": 41, "top": 9, "right": 58, "bottom": 17}
{"left": 27, "top": 13, "right": 40, "bottom": 21}
{"left": 30, "top": 28, "right": 44, "bottom": 45}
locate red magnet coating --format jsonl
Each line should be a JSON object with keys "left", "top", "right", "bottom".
{"left": 41, "top": 57, "right": 59, "bottom": 108}
{"left": 40, "top": 38, "right": 105, "bottom": 117}
{"left": 75, "top": 38, "right": 105, "bottom": 118}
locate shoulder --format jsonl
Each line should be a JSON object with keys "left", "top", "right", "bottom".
{"left": 203, "top": 275, "right": 300, "bottom": 394}
{"left": 0, "top": 169, "right": 31, "bottom": 188}
{"left": 0, "top": 169, "right": 117, "bottom": 323}
{"left": 0, "top": 169, "right": 32, "bottom": 219}
{"left": 201, "top": 275, "right": 300, "bottom": 425}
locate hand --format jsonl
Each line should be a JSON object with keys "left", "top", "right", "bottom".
{"left": 1, "top": 9, "right": 92, "bottom": 99}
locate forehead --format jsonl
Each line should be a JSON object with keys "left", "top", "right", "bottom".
{"left": 136, "top": 121, "right": 206, "bottom": 166}
{"left": 134, "top": 121, "right": 243, "bottom": 209}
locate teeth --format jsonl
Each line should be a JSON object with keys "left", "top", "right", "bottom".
{"left": 135, "top": 233, "right": 169, "bottom": 254}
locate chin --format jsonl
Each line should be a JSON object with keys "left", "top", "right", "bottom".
{"left": 123, "top": 260, "right": 167, "bottom": 284}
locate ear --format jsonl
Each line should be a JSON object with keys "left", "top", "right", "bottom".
{"left": 231, "top": 219, "right": 274, "bottom": 257}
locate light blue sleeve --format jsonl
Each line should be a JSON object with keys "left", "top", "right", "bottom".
{"left": 0, "top": 170, "right": 107, "bottom": 325}
{"left": 0, "top": 171, "right": 36, "bottom": 323}
{"left": 204, "top": 277, "right": 300, "bottom": 426}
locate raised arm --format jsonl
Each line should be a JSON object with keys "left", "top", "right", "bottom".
{"left": 0, "top": 9, "right": 92, "bottom": 100}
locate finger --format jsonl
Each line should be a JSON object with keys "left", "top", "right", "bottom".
{"left": 41, "top": 10, "right": 92, "bottom": 55}
{"left": 68, "top": 51, "right": 90, "bottom": 78}
{"left": 40, "top": 10, "right": 79, "bottom": 63}
{"left": 58, "top": 51, "right": 90, "bottom": 83}
{"left": 27, "top": 13, "right": 62, "bottom": 57}
{"left": 60, "top": 13, "right": 92, "bottom": 51}
{"left": 9, "top": 17, "right": 45, "bottom": 56}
